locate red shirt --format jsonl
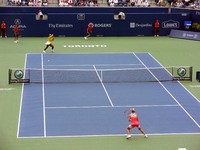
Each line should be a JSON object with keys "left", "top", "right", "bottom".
{"left": 14, "top": 25, "right": 19, "bottom": 33}
{"left": 87, "top": 25, "right": 93, "bottom": 32}
{"left": 155, "top": 21, "right": 160, "bottom": 28}
{"left": 1, "top": 22, "right": 6, "bottom": 29}
{"left": 129, "top": 113, "right": 139, "bottom": 125}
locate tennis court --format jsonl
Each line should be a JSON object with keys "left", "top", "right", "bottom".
{"left": 1, "top": 36, "right": 200, "bottom": 150}
{"left": 17, "top": 52, "right": 200, "bottom": 138}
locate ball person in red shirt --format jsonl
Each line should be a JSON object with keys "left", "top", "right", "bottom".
{"left": 126, "top": 108, "right": 148, "bottom": 139}
{"left": 1, "top": 20, "right": 7, "bottom": 38}
{"left": 84, "top": 23, "right": 94, "bottom": 40}
{"left": 154, "top": 19, "right": 160, "bottom": 37}
{"left": 13, "top": 24, "right": 19, "bottom": 43}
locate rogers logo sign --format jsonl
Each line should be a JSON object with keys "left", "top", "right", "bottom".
{"left": 94, "top": 23, "right": 112, "bottom": 28}
{"left": 162, "top": 20, "right": 180, "bottom": 28}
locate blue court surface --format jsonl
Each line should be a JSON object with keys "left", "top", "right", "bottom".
{"left": 17, "top": 52, "right": 200, "bottom": 138}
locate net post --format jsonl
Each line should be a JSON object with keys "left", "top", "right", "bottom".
{"left": 190, "top": 66, "right": 193, "bottom": 81}
{"left": 8, "top": 69, "right": 12, "bottom": 84}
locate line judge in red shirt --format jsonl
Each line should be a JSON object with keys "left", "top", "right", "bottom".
{"left": 126, "top": 108, "right": 148, "bottom": 139}
{"left": 154, "top": 19, "right": 160, "bottom": 37}
{"left": 84, "top": 23, "right": 94, "bottom": 40}
{"left": 1, "top": 20, "right": 7, "bottom": 38}
{"left": 13, "top": 24, "right": 19, "bottom": 43}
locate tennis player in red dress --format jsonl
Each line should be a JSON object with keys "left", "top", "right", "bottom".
{"left": 126, "top": 108, "right": 148, "bottom": 139}
{"left": 84, "top": 23, "right": 94, "bottom": 40}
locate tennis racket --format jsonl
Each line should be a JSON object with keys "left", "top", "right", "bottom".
{"left": 124, "top": 110, "right": 130, "bottom": 118}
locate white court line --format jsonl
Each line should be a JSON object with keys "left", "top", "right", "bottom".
{"left": 133, "top": 52, "right": 200, "bottom": 129}
{"left": 41, "top": 54, "right": 47, "bottom": 137}
{"left": 26, "top": 52, "right": 149, "bottom": 55}
{"left": 93, "top": 65, "right": 114, "bottom": 107}
{"left": 17, "top": 132, "right": 200, "bottom": 139}
{"left": 45, "top": 104, "right": 179, "bottom": 109}
{"left": 44, "top": 63, "right": 144, "bottom": 67}
{"left": 0, "top": 88, "right": 15, "bottom": 91}
{"left": 17, "top": 54, "right": 28, "bottom": 138}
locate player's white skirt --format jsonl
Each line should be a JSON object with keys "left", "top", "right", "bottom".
{"left": 45, "top": 41, "right": 51, "bottom": 45}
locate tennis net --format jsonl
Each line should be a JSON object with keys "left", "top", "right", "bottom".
{"left": 8, "top": 66, "right": 192, "bottom": 84}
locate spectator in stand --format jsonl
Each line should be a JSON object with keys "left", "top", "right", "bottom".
{"left": 158, "top": 0, "right": 167, "bottom": 6}
{"left": 7, "top": 0, "right": 13, "bottom": 5}
{"left": 183, "top": 0, "right": 190, "bottom": 7}
{"left": 141, "top": 0, "right": 150, "bottom": 6}
{"left": 33, "top": 0, "right": 38, "bottom": 6}
{"left": 61, "top": 0, "right": 68, "bottom": 6}
{"left": 73, "top": 0, "right": 78, "bottom": 5}
{"left": 16, "top": 0, "right": 21, "bottom": 5}
{"left": 86, "top": 0, "right": 90, "bottom": 5}
{"left": 134, "top": 0, "right": 141, "bottom": 6}
{"left": 68, "top": 0, "right": 74, "bottom": 6}
{"left": 113, "top": 0, "right": 118, "bottom": 5}
{"left": 110, "top": 0, "right": 115, "bottom": 6}
{"left": 196, "top": 0, "right": 200, "bottom": 8}
{"left": 129, "top": 0, "right": 135, "bottom": 6}
{"left": 191, "top": 0, "right": 200, "bottom": 8}
{"left": 79, "top": 0, "right": 85, "bottom": 6}
{"left": 89, "top": 0, "right": 95, "bottom": 6}
{"left": 28, "top": 0, "right": 34, "bottom": 6}
{"left": 38, "top": 0, "right": 42, "bottom": 6}
{"left": 59, "top": 0, "right": 64, "bottom": 6}
{"left": 108, "top": 0, "right": 111, "bottom": 5}
{"left": 93, "top": 0, "right": 98, "bottom": 5}
{"left": 42, "top": 0, "right": 48, "bottom": 5}
{"left": 11, "top": 0, "right": 15, "bottom": 5}
{"left": 21, "top": 0, "right": 27, "bottom": 5}
{"left": 1, "top": 20, "right": 7, "bottom": 38}
{"left": 176, "top": 0, "right": 184, "bottom": 7}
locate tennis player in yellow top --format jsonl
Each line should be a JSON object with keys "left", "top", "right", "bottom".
{"left": 43, "top": 34, "right": 54, "bottom": 53}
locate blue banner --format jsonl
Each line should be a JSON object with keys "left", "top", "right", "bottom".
{"left": 0, "top": 13, "right": 190, "bottom": 37}
{"left": 169, "top": 29, "right": 200, "bottom": 41}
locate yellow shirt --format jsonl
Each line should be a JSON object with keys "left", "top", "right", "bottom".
{"left": 48, "top": 35, "right": 54, "bottom": 42}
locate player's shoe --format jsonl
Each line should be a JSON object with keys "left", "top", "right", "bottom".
{"left": 84, "top": 37, "right": 88, "bottom": 40}
{"left": 43, "top": 50, "right": 46, "bottom": 53}
{"left": 144, "top": 134, "right": 148, "bottom": 138}
{"left": 126, "top": 134, "right": 131, "bottom": 139}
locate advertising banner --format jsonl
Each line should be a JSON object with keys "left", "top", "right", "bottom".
{"left": 169, "top": 29, "right": 200, "bottom": 41}
{"left": 0, "top": 13, "right": 190, "bottom": 37}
